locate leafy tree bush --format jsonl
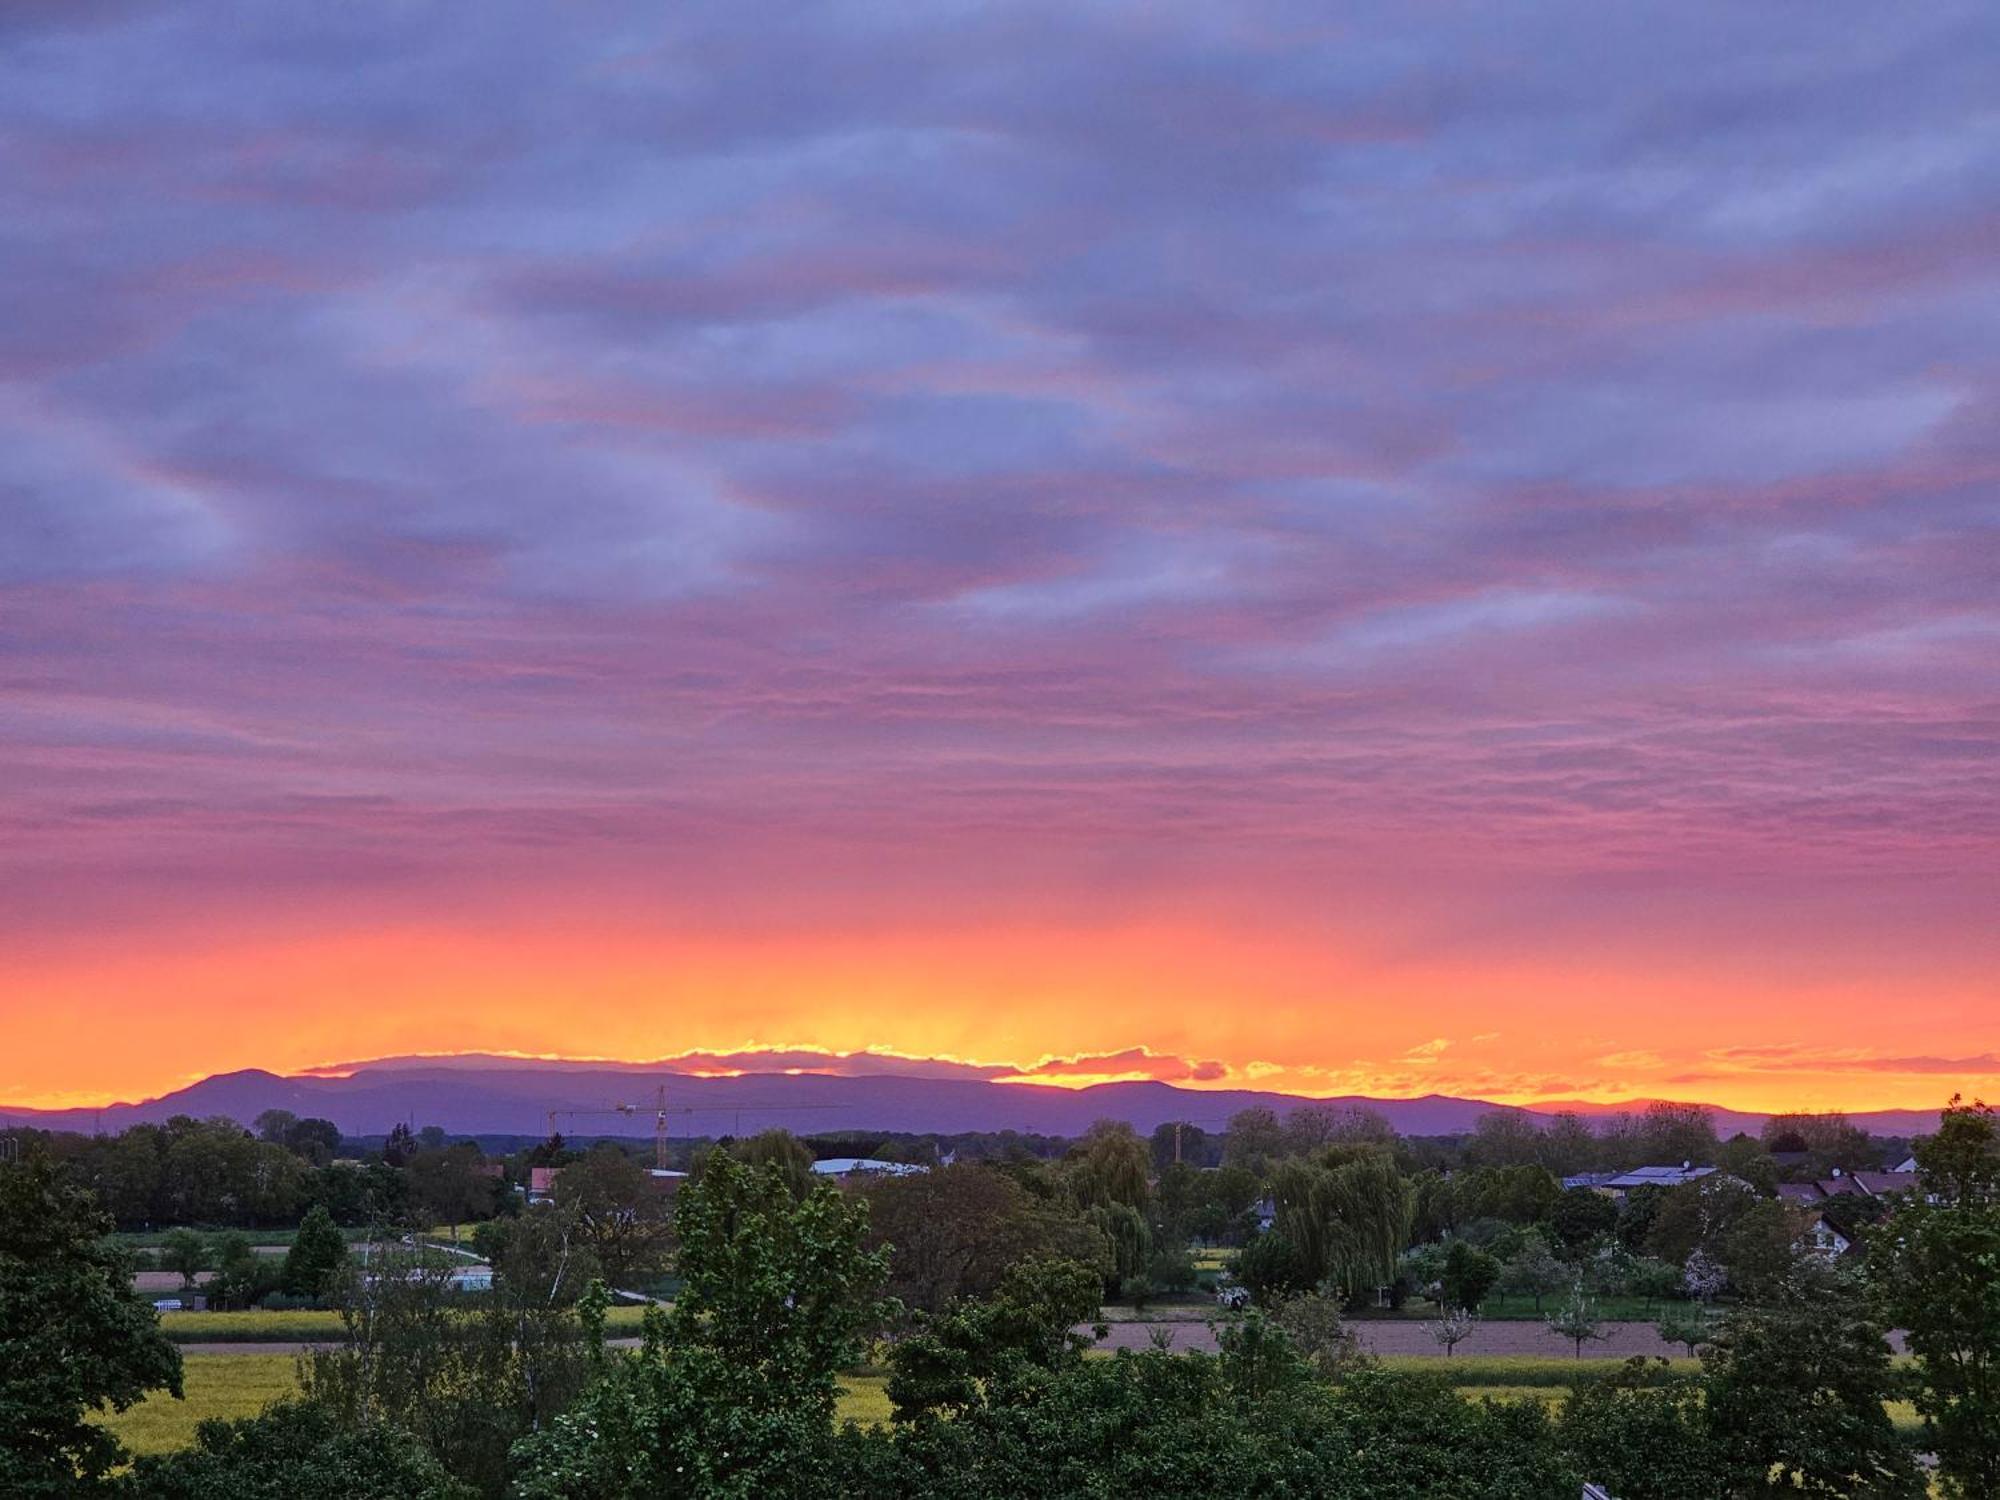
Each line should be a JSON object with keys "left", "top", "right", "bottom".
{"left": 1496, "top": 1233, "right": 1566, "bottom": 1311}
{"left": 1545, "top": 1187, "right": 1619, "bottom": 1258}
{"left": 158, "top": 1227, "right": 209, "bottom": 1293}
{"left": 1234, "top": 1229, "right": 1314, "bottom": 1305}
{"left": 1558, "top": 1359, "right": 1722, "bottom": 1500}
{"left": 280, "top": 1204, "right": 349, "bottom": 1300}
{"left": 860, "top": 1162, "right": 1108, "bottom": 1313}
{"left": 0, "top": 1153, "right": 182, "bottom": 1496}
{"left": 1868, "top": 1097, "right": 2000, "bottom": 1498}
{"left": 122, "top": 1400, "right": 470, "bottom": 1499}
{"left": 510, "top": 1153, "right": 888, "bottom": 1499}
{"left": 1700, "top": 1262, "right": 1923, "bottom": 1498}
{"left": 1440, "top": 1238, "right": 1499, "bottom": 1311}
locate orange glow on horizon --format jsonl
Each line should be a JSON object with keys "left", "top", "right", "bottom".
{"left": 3, "top": 915, "right": 1993, "bottom": 1118}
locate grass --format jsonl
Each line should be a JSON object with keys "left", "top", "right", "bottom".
{"left": 100, "top": 1351, "right": 1927, "bottom": 1463}
{"left": 100, "top": 1355, "right": 896, "bottom": 1458}
{"left": 1376, "top": 1355, "right": 1698, "bottom": 1387}
{"left": 837, "top": 1370, "right": 893, "bottom": 1426}
{"left": 159, "top": 1305, "right": 653, "bottom": 1343}
{"left": 1367, "top": 1293, "right": 1679, "bottom": 1323}
{"left": 99, "top": 1355, "right": 302, "bottom": 1457}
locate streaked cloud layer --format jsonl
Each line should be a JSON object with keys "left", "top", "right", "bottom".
{"left": 2, "top": 3, "right": 1996, "bottom": 1111}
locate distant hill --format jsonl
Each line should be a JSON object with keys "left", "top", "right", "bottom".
{"left": 0, "top": 1056, "right": 1944, "bottom": 1141}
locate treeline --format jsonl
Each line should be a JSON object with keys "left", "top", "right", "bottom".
{"left": 4, "top": 1099, "right": 1997, "bottom": 1498}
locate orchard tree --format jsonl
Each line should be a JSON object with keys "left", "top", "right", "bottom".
{"left": 1429, "top": 1304, "right": 1478, "bottom": 1357}
{"left": 1656, "top": 1303, "right": 1712, "bottom": 1358}
{"left": 1547, "top": 1284, "right": 1608, "bottom": 1359}
{"left": 1497, "top": 1234, "right": 1566, "bottom": 1312}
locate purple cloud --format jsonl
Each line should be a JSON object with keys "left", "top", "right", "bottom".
{"left": 0, "top": 0, "right": 1994, "bottom": 1006}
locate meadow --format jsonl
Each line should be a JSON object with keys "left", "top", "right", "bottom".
{"left": 98, "top": 1350, "right": 1921, "bottom": 1461}
{"left": 101, "top": 1354, "right": 895, "bottom": 1456}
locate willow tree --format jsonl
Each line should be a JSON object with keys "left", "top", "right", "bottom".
{"left": 1269, "top": 1152, "right": 1412, "bottom": 1303}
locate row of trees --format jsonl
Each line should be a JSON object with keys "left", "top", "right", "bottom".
{"left": 12, "top": 1099, "right": 1995, "bottom": 1497}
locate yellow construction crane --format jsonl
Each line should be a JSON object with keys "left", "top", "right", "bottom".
{"left": 546, "top": 1084, "right": 676, "bottom": 1170}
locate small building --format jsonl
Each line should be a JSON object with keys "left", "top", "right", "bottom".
{"left": 1606, "top": 1164, "right": 1716, "bottom": 1192}
{"left": 448, "top": 1267, "right": 495, "bottom": 1293}
{"left": 1799, "top": 1210, "right": 1850, "bottom": 1259}
{"left": 810, "top": 1157, "right": 927, "bottom": 1179}
{"left": 528, "top": 1166, "right": 563, "bottom": 1202}
{"left": 1847, "top": 1170, "right": 1917, "bottom": 1199}
{"left": 1560, "top": 1172, "right": 1622, "bottom": 1194}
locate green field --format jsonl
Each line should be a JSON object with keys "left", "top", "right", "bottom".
{"left": 100, "top": 1354, "right": 896, "bottom": 1457}
{"left": 100, "top": 1356, "right": 302, "bottom": 1457}
{"left": 159, "top": 1305, "right": 654, "bottom": 1343}
{"left": 99, "top": 1351, "right": 1926, "bottom": 1462}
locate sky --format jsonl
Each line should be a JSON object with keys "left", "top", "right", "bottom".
{"left": 2, "top": 3, "right": 1997, "bottom": 1115}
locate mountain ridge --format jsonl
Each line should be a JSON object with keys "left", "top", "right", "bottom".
{"left": 0, "top": 1057, "right": 1947, "bottom": 1140}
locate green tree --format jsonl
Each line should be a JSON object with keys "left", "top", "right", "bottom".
{"left": 511, "top": 1153, "right": 888, "bottom": 1499}
{"left": 1269, "top": 1151, "right": 1412, "bottom": 1302}
{"left": 1086, "top": 1200, "right": 1151, "bottom": 1298}
{"left": 884, "top": 1256, "right": 1102, "bottom": 1421}
{"left": 158, "top": 1227, "right": 209, "bottom": 1294}
{"left": 859, "top": 1162, "right": 1107, "bottom": 1313}
{"left": 1656, "top": 1302, "right": 1712, "bottom": 1357}
{"left": 122, "top": 1399, "right": 470, "bottom": 1499}
{"left": 1717, "top": 1197, "right": 1806, "bottom": 1298}
{"left": 1545, "top": 1187, "right": 1618, "bottom": 1258}
{"left": 1223, "top": 1105, "right": 1284, "bottom": 1174}
{"left": 1558, "top": 1359, "right": 1722, "bottom": 1500}
{"left": 303, "top": 1227, "right": 596, "bottom": 1497}
{"left": 0, "top": 1153, "right": 182, "bottom": 1496}
{"left": 1068, "top": 1120, "right": 1151, "bottom": 1210}
{"left": 1496, "top": 1233, "right": 1566, "bottom": 1312}
{"left": 1235, "top": 1228, "right": 1314, "bottom": 1305}
{"left": 280, "top": 1204, "right": 349, "bottom": 1300}
{"left": 1441, "top": 1238, "right": 1499, "bottom": 1311}
{"left": 1700, "top": 1262, "right": 1923, "bottom": 1498}
{"left": 404, "top": 1144, "right": 497, "bottom": 1237}
{"left": 1269, "top": 1289, "right": 1366, "bottom": 1378}
{"left": 731, "top": 1129, "right": 816, "bottom": 1199}
{"left": 554, "top": 1146, "right": 675, "bottom": 1287}
{"left": 1868, "top": 1097, "right": 2000, "bottom": 1498}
